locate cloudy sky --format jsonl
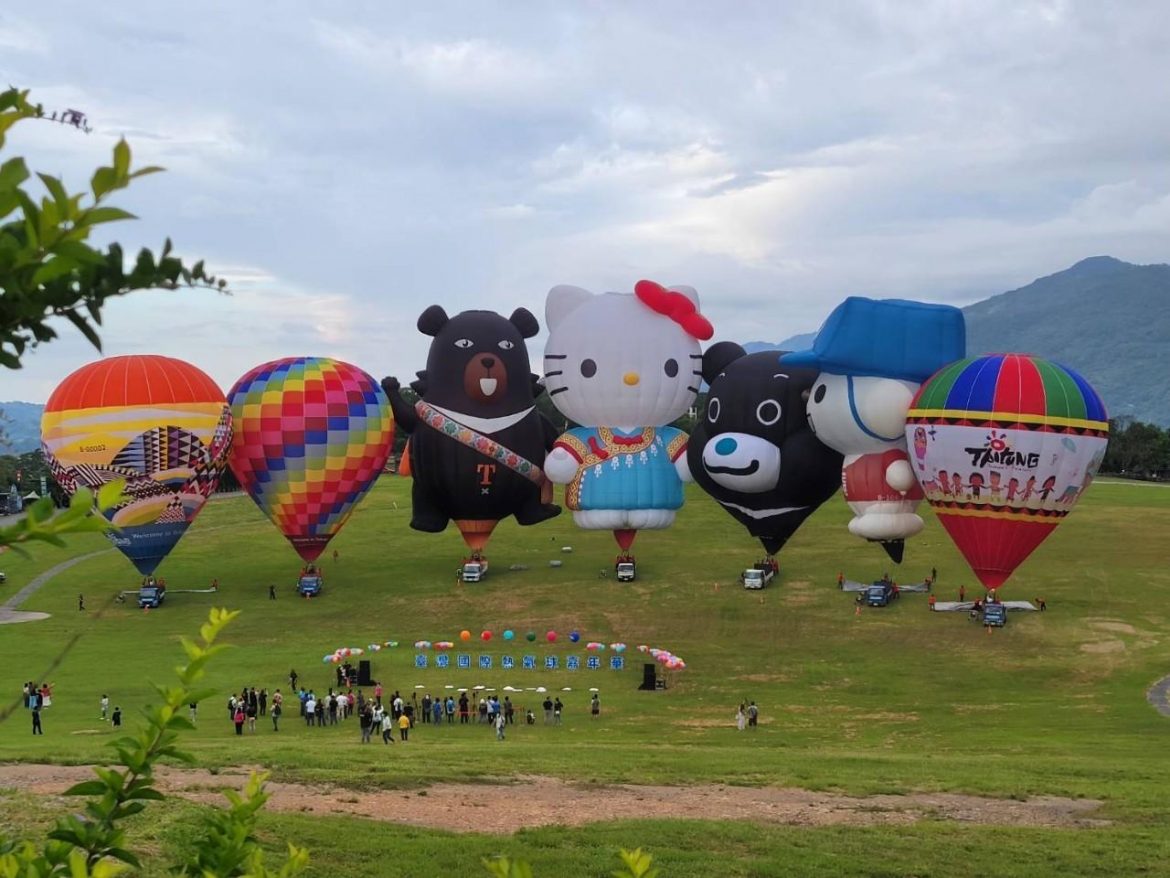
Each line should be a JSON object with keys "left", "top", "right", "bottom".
{"left": 3, "top": 1, "right": 1168, "bottom": 402}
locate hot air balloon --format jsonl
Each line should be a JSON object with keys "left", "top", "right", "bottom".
{"left": 906, "top": 353, "right": 1109, "bottom": 591}
{"left": 381, "top": 306, "right": 560, "bottom": 562}
{"left": 542, "top": 280, "right": 713, "bottom": 563}
{"left": 40, "top": 355, "right": 232, "bottom": 577}
{"left": 781, "top": 297, "right": 966, "bottom": 563}
{"left": 228, "top": 357, "right": 393, "bottom": 565}
{"left": 688, "top": 342, "right": 842, "bottom": 565}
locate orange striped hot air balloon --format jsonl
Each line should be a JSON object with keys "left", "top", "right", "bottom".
{"left": 40, "top": 355, "right": 232, "bottom": 575}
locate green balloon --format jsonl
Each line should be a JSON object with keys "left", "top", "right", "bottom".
{"left": 526, "top": 631, "right": 537, "bottom": 642}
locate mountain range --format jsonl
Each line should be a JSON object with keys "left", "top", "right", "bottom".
{"left": 2, "top": 256, "right": 1167, "bottom": 455}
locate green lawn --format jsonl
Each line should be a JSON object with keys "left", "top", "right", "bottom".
{"left": 3, "top": 478, "right": 1169, "bottom": 875}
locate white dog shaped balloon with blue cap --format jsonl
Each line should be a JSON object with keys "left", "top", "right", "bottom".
{"left": 780, "top": 297, "right": 966, "bottom": 564}
{"left": 542, "top": 280, "right": 714, "bottom": 554}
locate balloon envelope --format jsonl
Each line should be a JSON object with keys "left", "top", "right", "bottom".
{"left": 907, "top": 354, "right": 1108, "bottom": 589}
{"left": 688, "top": 344, "right": 842, "bottom": 556}
{"left": 41, "top": 355, "right": 232, "bottom": 575}
{"left": 228, "top": 357, "right": 394, "bottom": 562}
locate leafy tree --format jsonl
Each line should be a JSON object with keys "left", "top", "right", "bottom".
{"left": 0, "top": 87, "right": 225, "bottom": 369}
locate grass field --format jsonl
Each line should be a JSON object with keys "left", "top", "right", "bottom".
{"left": 2, "top": 477, "right": 1170, "bottom": 876}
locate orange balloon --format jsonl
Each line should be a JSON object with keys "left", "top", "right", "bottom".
{"left": 460, "top": 629, "right": 471, "bottom": 641}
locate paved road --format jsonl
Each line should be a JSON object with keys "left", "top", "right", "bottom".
{"left": 0, "top": 549, "right": 112, "bottom": 624}
{"left": 1148, "top": 676, "right": 1170, "bottom": 717}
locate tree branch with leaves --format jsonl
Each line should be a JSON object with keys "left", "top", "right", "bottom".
{"left": 0, "top": 86, "right": 226, "bottom": 369}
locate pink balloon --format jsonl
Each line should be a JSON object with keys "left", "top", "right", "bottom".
{"left": 546, "top": 630, "right": 558, "bottom": 643}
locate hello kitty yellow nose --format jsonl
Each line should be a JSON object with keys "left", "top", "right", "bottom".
{"left": 623, "top": 372, "right": 640, "bottom": 386}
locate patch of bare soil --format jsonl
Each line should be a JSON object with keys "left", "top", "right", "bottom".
{"left": 1080, "top": 640, "right": 1125, "bottom": 654}
{"left": 0, "top": 764, "right": 1108, "bottom": 834}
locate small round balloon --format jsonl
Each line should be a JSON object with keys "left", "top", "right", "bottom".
{"left": 546, "top": 630, "right": 557, "bottom": 643}
{"left": 503, "top": 629, "right": 515, "bottom": 641}
{"left": 460, "top": 629, "right": 471, "bottom": 642}
{"left": 569, "top": 631, "right": 580, "bottom": 643}
{"left": 481, "top": 630, "right": 492, "bottom": 642}
{"left": 526, "top": 631, "right": 537, "bottom": 642}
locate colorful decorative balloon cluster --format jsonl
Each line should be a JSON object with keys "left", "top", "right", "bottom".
{"left": 41, "top": 291, "right": 1109, "bottom": 599}
{"left": 327, "top": 631, "right": 681, "bottom": 666}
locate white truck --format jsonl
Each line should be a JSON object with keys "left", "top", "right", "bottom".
{"left": 462, "top": 556, "right": 489, "bottom": 583}
{"left": 740, "top": 560, "right": 777, "bottom": 590}
{"left": 615, "top": 557, "right": 636, "bottom": 582}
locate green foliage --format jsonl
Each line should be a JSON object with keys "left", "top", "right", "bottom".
{"left": 613, "top": 848, "right": 659, "bottom": 878}
{"left": 1102, "top": 416, "right": 1170, "bottom": 478}
{"left": 0, "top": 87, "right": 226, "bottom": 370}
{"left": 0, "top": 483, "right": 123, "bottom": 556}
{"left": 0, "top": 608, "right": 308, "bottom": 877}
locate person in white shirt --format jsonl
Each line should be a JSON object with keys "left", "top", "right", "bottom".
{"left": 304, "top": 695, "right": 317, "bottom": 726}
{"left": 100, "top": 694, "right": 109, "bottom": 721}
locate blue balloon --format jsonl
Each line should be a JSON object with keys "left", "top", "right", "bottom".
{"left": 569, "top": 630, "right": 581, "bottom": 643}
{"left": 503, "top": 629, "right": 515, "bottom": 641}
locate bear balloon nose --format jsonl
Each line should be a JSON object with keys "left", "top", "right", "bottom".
{"left": 623, "top": 372, "right": 640, "bottom": 386}
{"left": 715, "top": 437, "right": 738, "bottom": 456}
{"left": 480, "top": 356, "right": 496, "bottom": 369}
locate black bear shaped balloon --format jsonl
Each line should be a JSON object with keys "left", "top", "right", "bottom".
{"left": 383, "top": 306, "right": 560, "bottom": 552}
{"left": 688, "top": 342, "right": 842, "bottom": 557}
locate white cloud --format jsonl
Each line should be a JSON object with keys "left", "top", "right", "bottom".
{"left": 2, "top": 0, "right": 1169, "bottom": 401}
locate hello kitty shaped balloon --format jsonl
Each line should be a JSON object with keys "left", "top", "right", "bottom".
{"left": 543, "top": 280, "right": 714, "bottom": 553}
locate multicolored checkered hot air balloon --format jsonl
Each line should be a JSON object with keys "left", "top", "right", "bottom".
{"left": 40, "top": 355, "right": 233, "bottom": 576}
{"left": 906, "top": 353, "right": 1109, "bottom": 591}
{"left": 227, "top": 357, "right": 394, "bottom": 563}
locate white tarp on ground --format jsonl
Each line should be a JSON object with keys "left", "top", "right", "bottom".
{"left": 932, "top": 601, "right": 1038, "bottom": 612}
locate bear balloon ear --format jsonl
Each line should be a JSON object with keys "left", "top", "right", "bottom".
{"left": 509, "top": 307, "right": 540, "bottom": 339}
{"left": 545, "top": 285, "right": 593, "bottom": 332}
{"left": 701, "top": 341, "right": 746, "bottom": 384}
{"left": 417, "top": 305, "right": 449, "bottom": 337}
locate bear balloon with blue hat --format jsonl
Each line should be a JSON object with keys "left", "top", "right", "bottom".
{"left": 780, "top": 297, "right": 965, "bottom": 563}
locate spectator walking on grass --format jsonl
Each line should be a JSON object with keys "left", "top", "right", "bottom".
{"left": 233, "top": 706, "right": 245, "bottom": 736}
{"left": 496, "top": 711, "right": 506, "bottom": 741}
{"left": 748, "top": 701, "right": 759, "bottom": 728}
{"left": 381, "top": 710, "right": 394, "bottom": 744}
{"left": 398, "top": 712, "right": 410, "bottom": 741}
{"left": 32, "top": 704, "right": 43, "bottom": 735}
{"left": 112, "top": 706, "right": 121, "bottom": 728}
{"left": 100, "top": 694, "right": 109, "bottom": 721}
{"left": 591, "top": 693, "right": 600, "bottom": 718}
{"left": 271, "top": 697, "right": 281, "bottom": 731}
{"left": 736, "top": 704, "right": 747, "bottom": 731}
{"left": 360, "top": 706, "right": 373, "bottom": 743}
{"left": 543, "top": 696, "right": 553, "bottom": 724}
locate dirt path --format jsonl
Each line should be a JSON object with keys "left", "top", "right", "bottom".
{"left": 0, "top": 764, "right": 1106, "bottom": 833}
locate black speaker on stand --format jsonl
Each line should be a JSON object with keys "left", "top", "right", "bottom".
{"left": 639, "top": 662, "right": 657, "bottom": 691}
{"left": 357, "top": 659, "right": 373, "bottom": 686}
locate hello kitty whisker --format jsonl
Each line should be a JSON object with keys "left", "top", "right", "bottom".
{"left": 545, "top": 370, "right": 563, "bottom": 377}
{"left": 549, "top": 386, "right": 569, "bottom": 395}
{"left": 544, "top": 354, "right": 567, "bottom": 360}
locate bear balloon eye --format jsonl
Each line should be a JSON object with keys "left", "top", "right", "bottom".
{"left": 454, "top": 338, "right": 474, "bottom": 349}
{"left": 664, "top": 358, "right": 678, "bottom": 377}
{"left": 580, "top": 358, "right": 597, "bottom": 378}
{"left": 498, "top": 340, "right": 515, "bottom": 350}
{"left": 756, "top": 400, "right": 782, "bottom": 425}
{"left": 813, "top": 383, "right": 827, "bottom": 403}
{"left": 707, "top": 397, "right": 721, "bottom": 422}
